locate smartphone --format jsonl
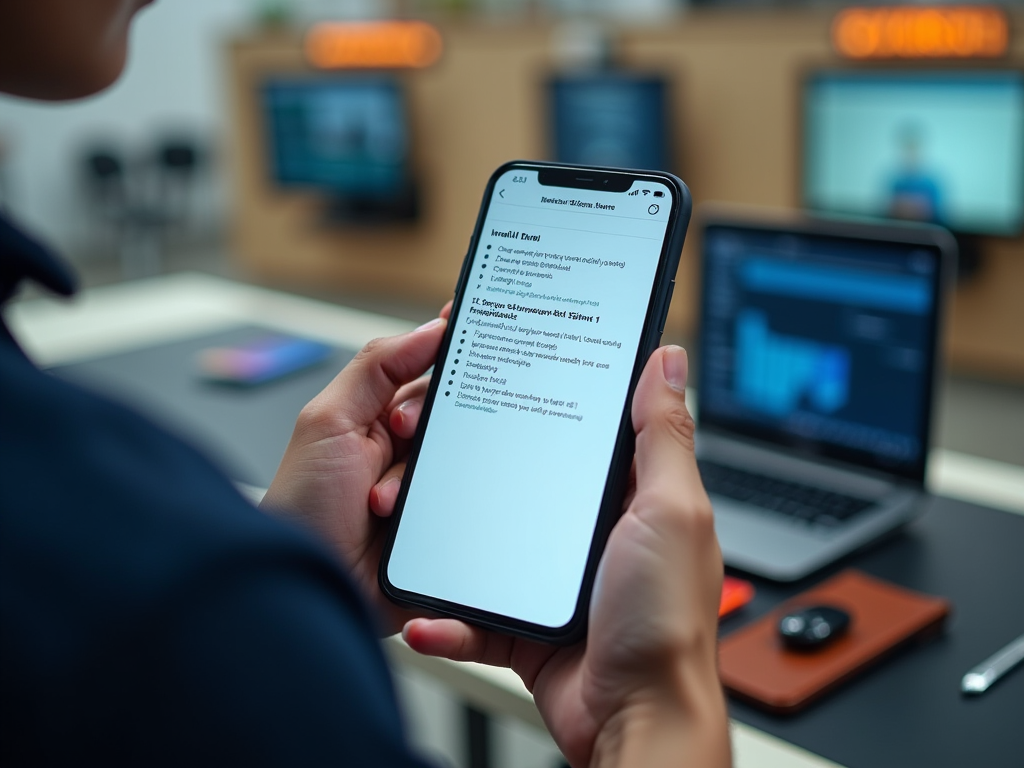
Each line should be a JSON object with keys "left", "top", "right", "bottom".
{"left": 379, "top": 161, "right": 691, "bottom": 643}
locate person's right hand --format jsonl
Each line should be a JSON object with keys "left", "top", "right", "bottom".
{"left": 399, "top": 345, "right": 730, "bottom": 768}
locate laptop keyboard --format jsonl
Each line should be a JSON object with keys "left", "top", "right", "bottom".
{"left": 697, "top": 459, "right": 874, "bottom": 528}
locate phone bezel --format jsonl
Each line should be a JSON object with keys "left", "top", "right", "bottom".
{"left": 379, "top": 160, "right": 692, "bottom": 644}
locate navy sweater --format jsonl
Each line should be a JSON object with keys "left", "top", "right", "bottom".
{"left": 0, "top": 215, "right": 430, "bottom": 766}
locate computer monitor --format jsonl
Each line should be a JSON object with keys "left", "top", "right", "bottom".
{"left": 261, "top": 76, "right": 416, "bottom": 220}
{"left": 802, "top": 70, "right": 1024, "bottom": 237}
{"left": 549, "top": 72, "right": 671, "bottom": 172}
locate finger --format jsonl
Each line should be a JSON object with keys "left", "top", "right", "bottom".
{"left": 630, "top": 345, "right": 705, "bottom": 499}
{"left": 403, "top": 619, "right": 560, "bottom": 695}
{"left": 403, "top": 618, "right": 516, "bottom": 668}
{"left": 315, "top": 318, "right": 446, "bottom": 431}
{"left": 388, "top": 375, "right": 430, "bottom": 415}
{"left": 382, "top": 300, "right": 451, "bottom": 433}
{"left": 369, "top": 462, "right": 406, "bottom": 517}
{"left": 389, "top": 390, "right": 425, "bottom": 440}
{"left": 619, "top": 346, "right": 722, "bottom": 637}
{"left": 622, "top": 455, "right": 638, "bottom": 510}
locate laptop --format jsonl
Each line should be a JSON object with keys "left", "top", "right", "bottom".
{"left": 695, "top": 213, "right": 955, "bottom": 581}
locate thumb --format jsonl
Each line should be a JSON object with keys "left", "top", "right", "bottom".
{"left": 623, "top": 344, "right": 721, "bottom": 628}
{"left": 630, "top": 346, "right": 704, "bottom": 500}
{"left": 320, "top": 318, "right": 447, "bottom": 429}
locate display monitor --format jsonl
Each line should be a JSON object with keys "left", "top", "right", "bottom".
{"left": 262, "top": 76, "right": 415, "bottom": 218}
{"left": 803, "top": 70, "right": 1024, "bottom": 237}
{"left": 549, "top": 72, "right": 671, "bottom": 172}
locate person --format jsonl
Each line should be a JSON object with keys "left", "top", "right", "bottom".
{"left": 888, "top": 123, "right": 943, "bottom": 225}
{"left": 0, "top": 2, "right": 729, "bottom": 766}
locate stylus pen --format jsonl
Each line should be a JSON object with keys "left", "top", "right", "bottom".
{"left": 961, "top": 632, "right": 1024, "bottom": 695}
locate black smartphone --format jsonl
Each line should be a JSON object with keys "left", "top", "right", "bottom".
{"left": 379, "top": 161, "right": 692, "bottom": 643}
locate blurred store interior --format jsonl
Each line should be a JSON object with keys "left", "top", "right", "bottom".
{"left": 4, "top": 2, "right": 1023, "bottom": 459}
{"left": 2, "top": 1, "right": 1023, "bottom": 765}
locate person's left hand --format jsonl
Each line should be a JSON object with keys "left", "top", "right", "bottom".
{"left": 260, "top": 306, "right": 449, "bottom": 635}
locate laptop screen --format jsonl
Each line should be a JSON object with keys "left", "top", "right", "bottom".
{"left": 698, "top": 222, "right": 946, "bottom": 483}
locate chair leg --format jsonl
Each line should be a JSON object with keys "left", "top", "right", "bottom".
{"left": 464, "top": 703, "right": 492, "bottom": 768}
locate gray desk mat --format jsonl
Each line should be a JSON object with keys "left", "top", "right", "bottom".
{"left": 51, "top": 325, "right": 356, "bottom": 488}
{"left": 51, "top": 326, "right": 1024, "bottom": 767}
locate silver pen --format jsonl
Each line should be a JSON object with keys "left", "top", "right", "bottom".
{"left": 961, "top": 632, "right": 1024, "bottom": 695}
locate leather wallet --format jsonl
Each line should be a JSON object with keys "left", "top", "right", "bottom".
{"left": 718, "top": 569, "right": 950, "bottom": 714}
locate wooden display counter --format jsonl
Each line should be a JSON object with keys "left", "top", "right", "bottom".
{"left": 225, "top": 12, "right": 1024, "bottom": 380}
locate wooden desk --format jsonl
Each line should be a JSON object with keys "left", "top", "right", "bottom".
{"left": 9, "top": 272, "right": 1024, "bottom": 768}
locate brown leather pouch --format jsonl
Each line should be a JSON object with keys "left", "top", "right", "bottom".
{"left": 719, "top": 569, "right": 950, "bottom": 714}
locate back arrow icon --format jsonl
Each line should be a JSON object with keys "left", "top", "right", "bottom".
{"left": 499, "top": 189, "right": 505, "bottom": 198}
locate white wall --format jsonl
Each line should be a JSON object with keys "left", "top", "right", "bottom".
{"left": 0, "top": 0, "right": 256, "bottom": 257}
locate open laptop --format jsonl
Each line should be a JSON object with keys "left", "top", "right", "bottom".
{"left": 695, "top": 213, "right": 955, "bottom": 581}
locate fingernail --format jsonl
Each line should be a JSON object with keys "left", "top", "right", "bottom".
{"left": 662, "top": 345, "right": 688, "bottom": 392}
{"left": 413, "top": 317, "right": 445, "bottom": 334}
{"left": 393, "top": 400, "right": 409, "bottom": 424}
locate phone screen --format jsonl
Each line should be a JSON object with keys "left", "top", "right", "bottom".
{"left": 386, "top": 167, "right": 677, "bottom": 630}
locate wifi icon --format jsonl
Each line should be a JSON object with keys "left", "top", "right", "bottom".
{"left": 642, "top": 190, "right": 651, "bottom": 196}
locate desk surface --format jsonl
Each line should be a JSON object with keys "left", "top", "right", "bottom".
{"left": 724, "top": 496, "right": 1024, "bottom": 768}
{"left": 9, "top": 272, "right": 1024, "bottom": 768}
{"left": 50, "top": 325, "right": 357, "bottom": 488}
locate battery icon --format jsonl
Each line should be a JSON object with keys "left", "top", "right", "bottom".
{"left": 653, "top": 190, "right": 665, "bottom": 198}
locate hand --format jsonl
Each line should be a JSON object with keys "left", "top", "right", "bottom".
{"left": 260, "top": 305, "right": 450, "bottom": 635}
{"left": 396, "top": 346, "right": 730, "bottom": 768}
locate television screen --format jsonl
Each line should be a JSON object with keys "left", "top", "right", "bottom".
{"left": 262, "top": 77, "right": 411, "bottom": 203}
{"left": 803, "top": 71, "right": 1024, "bottom": 237}
{"left": 549, "top": 73, "right": 671, "bottom": 172}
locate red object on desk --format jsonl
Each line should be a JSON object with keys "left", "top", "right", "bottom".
{"left": 720, "top": 576, "right": 755, "bottom": 617}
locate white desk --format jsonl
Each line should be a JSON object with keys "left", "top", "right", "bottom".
{"left": 9, "top": 272, "right": 1024, "bottom": 768}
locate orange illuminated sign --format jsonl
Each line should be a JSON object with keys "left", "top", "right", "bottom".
{"left": 305, "top": 21, "right": 443, "bottom": 70}
{"left": 832, "top": 6, "right": 1008, "bottom": 60}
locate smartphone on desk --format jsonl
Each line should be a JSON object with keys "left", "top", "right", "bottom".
{"left": 379, "top": 161, "right": 692, "bottom": 643}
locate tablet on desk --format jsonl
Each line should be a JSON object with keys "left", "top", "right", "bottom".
{"left": 198, "top": 334, "right": 334, "bottom": 386}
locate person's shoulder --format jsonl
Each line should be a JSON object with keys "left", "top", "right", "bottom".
{"left": 1, "top": 335, "right": 250, "bottom": 527}
{"left": 0, "top": 331, "right": 370, "bottom": 638}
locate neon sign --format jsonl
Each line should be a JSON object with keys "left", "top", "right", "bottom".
{"left": 832, "top": 6, "right": 1008, "bottom": 60}
{"left": 305, "top": 21, "right": 443, "bottom": 70}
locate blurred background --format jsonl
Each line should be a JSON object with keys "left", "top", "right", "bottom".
{"left": 2, "top": 1, "right": 1023, "bottom": 765}
{"left": 3, "top": 0, "right": 1021, "bottom": 464}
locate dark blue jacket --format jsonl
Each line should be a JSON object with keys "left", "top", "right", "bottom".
{"left": 0, "top": 215, "right": 430, "bottom": 766}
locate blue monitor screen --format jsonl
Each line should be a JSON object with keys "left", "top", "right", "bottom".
{"left": 549, "top": 73, "right": 670, "bottom": 172}
{"left": 262, "top": 77, "right": 409, "bottom": 199}
{"left": 698, "top": 224, "right": 944, "bottom": 481}
{"left": 803, "top": 71, "right": 1024, "bottom": 236}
